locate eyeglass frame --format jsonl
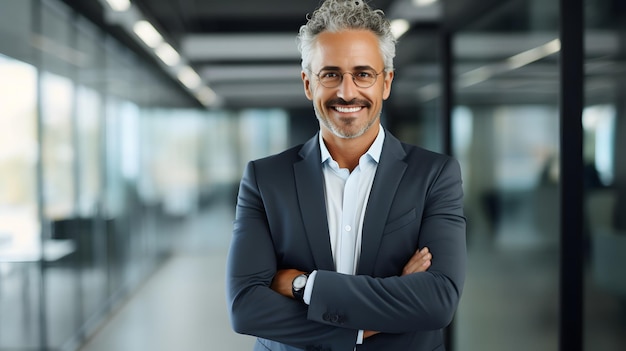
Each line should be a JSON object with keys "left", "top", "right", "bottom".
{"left": 308, "top": 67, "right": 386, "bottom": 88}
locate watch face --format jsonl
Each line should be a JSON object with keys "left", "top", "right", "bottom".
{"left": 293, "top": 275, "right": 307, "bottom": 290}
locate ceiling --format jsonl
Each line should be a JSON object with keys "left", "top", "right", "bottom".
{"left": 58, "top": 0, "right": 449, "bottom": 109}
{"left": 131, "top": 0, "right": 444, "bottom": 109}
{"left": 58, "top": 0, "right": 625, "bottom": 110}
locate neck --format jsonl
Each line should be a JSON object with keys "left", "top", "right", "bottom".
{"left": 321, "top": 124, "right": 379, "bottom": 172}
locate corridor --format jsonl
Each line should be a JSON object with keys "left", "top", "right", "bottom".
{"left": 78, "top": 202, "right": 254, "bottom": 351}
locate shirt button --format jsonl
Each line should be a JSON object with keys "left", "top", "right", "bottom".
{"left": 344, "top": 225, "right": 352, "bottom": 232}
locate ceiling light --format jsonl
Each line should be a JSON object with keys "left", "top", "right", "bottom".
{"left": 155, "top": 43, "right": 180, "bottom": 66}
{"left": 177, "top": 66, "right": 202, "bottom": 90}
{"left": 459, "top": 66, "right": 495, "bottom": 88}
{"left": 505, "top": 39, "right": 561, "bottom": 70}
{"left": 105, "top": 0, "right": 131, "bottom": 12}
{"left": 413, "top": 0, "right": 438, "bottom": 7}
{"left": 390, "top": 19, "right": 410, "bottom": 39}
{"left": 133, "top": 20, "right": 163, "bottom": 48}
{"left": 195, "top": 86, "right": 218, "bottom": 106}
{"left": 459, "top": 39, "right": 562, "bottom": 88}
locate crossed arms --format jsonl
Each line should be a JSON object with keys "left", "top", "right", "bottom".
{"left": 226, "top": 155, "right": 466, "bottom": 349}
{"left": 269, "top": 247, "right": 433, "bottom": 339}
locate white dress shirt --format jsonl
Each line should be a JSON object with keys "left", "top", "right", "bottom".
{"left": 303, "top": 126, "right": 385, "bottom": 344}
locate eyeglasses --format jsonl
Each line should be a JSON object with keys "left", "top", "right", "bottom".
{"left": 313, "top": 68, "right": 385, "bottom": 88}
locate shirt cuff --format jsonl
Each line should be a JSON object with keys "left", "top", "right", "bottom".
{"left": 356, "top": 330, "right": 364, "bottom": 344}
{"left": 303, "top": 270, "right": 317, "bottom": 305}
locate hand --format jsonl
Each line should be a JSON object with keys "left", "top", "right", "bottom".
{"left": 270, "top": 269, "right": 306, "bottom": 298}
{"left": 401, "top": 247, "right": 432, "bottom": 276}
{"left": 363, "top": 330, "right": 380, "bottom": 339}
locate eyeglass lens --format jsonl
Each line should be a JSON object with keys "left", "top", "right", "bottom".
{"left": 317, "top": 69, "right": 381, "bottom": 88}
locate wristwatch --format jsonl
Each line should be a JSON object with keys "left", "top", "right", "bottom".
{"left": 292, "top": 273, "right": 310, "bottom": 303}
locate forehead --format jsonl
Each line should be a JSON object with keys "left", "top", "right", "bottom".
{"left": 310, "top": 30, "right": 383, "bottom": 70}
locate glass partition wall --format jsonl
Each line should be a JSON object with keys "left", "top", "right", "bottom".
{"left": 452, "top": 1, "right": 562, "bottom": 349}
{"left": 0, "top": 1, "right": 290, "bottom": 350}
{"left": 1, "top": 0, "right": 213, "bottom": 350}
{"left": 451, "top": 0, "right": 626, "bottom": 350}
{"left": 583, "top": 1, "right": 626, "bottom": 349}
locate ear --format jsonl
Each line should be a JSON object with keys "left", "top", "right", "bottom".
{"left": 302, "top": 70, "right": 313, "bottom": 101}
{"left": 382, "top": 70, "right": 394, "bottom": 100}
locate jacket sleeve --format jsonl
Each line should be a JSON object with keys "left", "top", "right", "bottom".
{"left": 307, "top": 158, "right": 466, "bottom": 333}
{"left": 226, "top": 161, "right": 358, "bottom": 350}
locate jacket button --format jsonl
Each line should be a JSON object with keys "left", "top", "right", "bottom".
{"left": 330, "top": 314, "right": 339, "bottom": 323}
{"left": 322, "top": 313, "right": 330, "bottom": 321}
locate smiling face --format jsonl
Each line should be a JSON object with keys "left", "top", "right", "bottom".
{"left": 302, "top": 30, "right": 394, "bottom": 141}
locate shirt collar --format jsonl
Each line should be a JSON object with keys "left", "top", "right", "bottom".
{"left": 319, "top": 125, "right": 385, "bottom": 164}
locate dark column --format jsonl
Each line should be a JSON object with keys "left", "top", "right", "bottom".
{"left": 559, "top": 0, "right": 584, "bottom": 349}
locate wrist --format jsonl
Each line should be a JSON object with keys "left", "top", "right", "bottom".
{"left": 291, "top": 272, "right": 310, "bottom": 302}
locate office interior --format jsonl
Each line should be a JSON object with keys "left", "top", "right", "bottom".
{"left": 0, "top": 0, "right": 624, "bottom": 350}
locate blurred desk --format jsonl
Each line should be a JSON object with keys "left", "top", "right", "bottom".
{"left": 0, "top": 239, "right": 77, "bottom": 329}
{"left": 0, "top": 239, "right": 76, "bottom": 263}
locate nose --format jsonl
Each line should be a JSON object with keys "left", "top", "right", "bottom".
{"left": 336, "top": 72, "right": 359, "bottom": 101}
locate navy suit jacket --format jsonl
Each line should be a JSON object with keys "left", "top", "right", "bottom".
{"left": 226, "top": 130, "right": 466, "bottom": 351}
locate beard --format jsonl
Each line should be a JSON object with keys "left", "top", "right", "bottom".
{"left": 313, "top": 99, "right": 380, "bottom": 139}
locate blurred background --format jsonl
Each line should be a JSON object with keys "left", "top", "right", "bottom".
{"left": 0, "top": 0, "right": 624, "bottom": 350}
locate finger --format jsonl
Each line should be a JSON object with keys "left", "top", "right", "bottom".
{"left": 414, "top": 253, "right": 431, "bottom": 269}
{"left": 402, "top": 251, "right": 432, "bottom": 275}
{"left": 405, "top": 247, "right": 430, "bottom": 267}
{"left": 403, "top": 261, "right": 429, "bottom": 275}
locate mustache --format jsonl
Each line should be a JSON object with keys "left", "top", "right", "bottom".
{"left": 327, "top": 98, "right": 371, "bottom": 108}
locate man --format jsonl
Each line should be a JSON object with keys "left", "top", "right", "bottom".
{"left": 226, "top": 1, "right": 466, "bottom": 350}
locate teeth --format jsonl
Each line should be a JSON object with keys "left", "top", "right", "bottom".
{"left": 335, "top": 106, "right": 362, "bottom": 113}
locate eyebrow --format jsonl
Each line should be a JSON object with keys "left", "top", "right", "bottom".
{"left": 319, "top": 65, "right": 376, "bottom": 71}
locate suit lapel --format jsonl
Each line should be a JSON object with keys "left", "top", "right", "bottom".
{"left": 357, "top": 132, "right": 407, "bottom": 275}
{"left": 293, "top": 135, "right": 335, "bottom": 271}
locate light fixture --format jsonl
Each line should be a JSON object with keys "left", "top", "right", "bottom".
{"left": 390, "top": 19, "right": 410, "bottom": 39}
{"left": 460, "top": 39, "right": 561, "bottom": 88}
{"left": 101, "top": 0, "right": 219, "bottom": 106}
{"left": 195, "top": 86, "right": 218, "bottom": 106}
{"left": 505, "top": 39, "right": 561, "bottom": 70}
{"left": 133, "top": 20, "right": 163, "bottom": 48}
{"left": 105, "top": 0, "right": 131, "bottom": 12}
{"left": 459, "top": 66, "right": 496, "bottom": 88}
{"left": 155, "top": 42, "right": 180, "bottom": 66}
{"left": 177, "top": 66, "right": 202, "bottom": 90}
{"left": 412, "top": 0, "right": 438, "bottom": 7}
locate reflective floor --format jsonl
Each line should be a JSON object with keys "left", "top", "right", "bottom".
{"left": 78, "top": 201, "right": 255, "bottom": 351}
{"left": 76, "top": 197, "right": 626, "bottom": 351}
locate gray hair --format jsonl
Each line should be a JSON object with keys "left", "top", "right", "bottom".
{"left": 296, "top": 0, "right": 396, "bottom": 72}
